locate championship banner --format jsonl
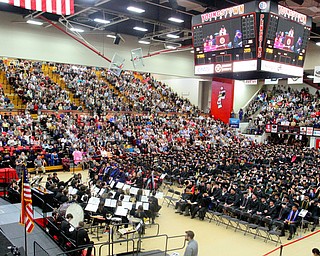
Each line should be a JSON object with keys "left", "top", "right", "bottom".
{"left": 211, "top": 79, "right": 234, "bottom": 123}
{"left": 316, "top": 139, "right": 320, "bottom": 149}
{"left": 7, "top": 0, "right": 74, "bottom": 15}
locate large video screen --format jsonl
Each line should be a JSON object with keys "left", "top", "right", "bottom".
{"left": 202, "top": 17, "right": 243, "bottom": 53}
{"left": 273, "top": 17, "right": 305, "bottom": 53}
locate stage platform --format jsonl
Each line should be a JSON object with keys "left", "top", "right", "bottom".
{"left": 0, "top": 198, "right": 64, "bottom": 256}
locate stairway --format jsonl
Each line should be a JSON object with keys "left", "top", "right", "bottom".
{"left": 133, "top": 72, "right": 168, "bottom": 102}
{"left": 42, "top": 64, "right": 84, "bottom": 109}
{"left": 95, "top": 70, "right": 132, "bottom": 105}
{"left": 0, "top": 71, "right": 25, "bottom": 109}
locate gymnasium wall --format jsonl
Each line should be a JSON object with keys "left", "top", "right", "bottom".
{"left": 233, "top": 81, "right": 263, "bottom": 113}
{"left": 304, "top": 42, "right": 320, "bottom": 70}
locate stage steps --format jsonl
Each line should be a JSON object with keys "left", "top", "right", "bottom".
{"left": 0, "top": 198, "right": 64, "bottom": 256}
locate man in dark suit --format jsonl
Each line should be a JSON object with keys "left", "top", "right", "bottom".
{"left": 75, "top": 221, "right": 94, "bottom": 256}
{"left": 265, "top": 200, "right": 279, "bottom": 220}
{"left": 61, "top": 213, "right": 74, "bottom": 238}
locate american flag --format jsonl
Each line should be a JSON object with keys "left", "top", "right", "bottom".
{"left": 19, "top": 168, "right": 34, "bottom": 233}
{"left": 7, "top": 0, "right": 74, "bottom": 15}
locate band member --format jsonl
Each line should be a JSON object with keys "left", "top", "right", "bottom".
{"left": 61, "top": 213, "right": 74, "bottom": 238}
{"left": 74, "top": 221, "right": 94, "bottom": 256}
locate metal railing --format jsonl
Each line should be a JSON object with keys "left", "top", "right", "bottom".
{"left": 56, "top": 244, "right": 96, "bottom": 256}
{"left": 33, "top": 241, "right": 49, "bottom": 256}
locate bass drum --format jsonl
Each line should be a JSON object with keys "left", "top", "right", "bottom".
{"left": 58, "top": 203, "right": 84, "bottom": 228}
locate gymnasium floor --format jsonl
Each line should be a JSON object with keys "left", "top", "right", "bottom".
{"left": 45, "top": 170, "right": 319, "bottom": 256}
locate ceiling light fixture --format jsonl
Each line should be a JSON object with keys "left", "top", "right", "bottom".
{"left": 190, "top": 50, "right": 194, "bottom": 53}
{"left": 94, "top": 18, "right": 110, "bottom": 24}
{"left": 127, "top": 6, "right": 145, "bottom": 13}
{"left": 316, "top": 42, "right": 320, "bottom": 46}
{"left": 107, "top": 34, "right": 117, "bottom": 39}
{"left": 168, "top": 17, "right": 184, "bottom": 23}
{"left": 70, "top": 28, "right": 84, "bottom": 33}
{"left": 138, "top": 40, "right": 150, "bottom": 45}
{"left": 167, "top": 34, "right": 180, "bottom": 39}
{"left": 134, "top": 26, "right": 148, "bottom": 32}
{"left": 26, "top": 20, "right": 43, "bottom": 26}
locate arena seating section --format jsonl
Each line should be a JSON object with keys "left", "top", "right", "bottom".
{"left": 242, "top": 85, "right": 320, "bottom": 135}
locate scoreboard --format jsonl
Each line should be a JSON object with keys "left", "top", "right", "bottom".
{"left": 192, "top": 1, "right": 312, "bottom": 79}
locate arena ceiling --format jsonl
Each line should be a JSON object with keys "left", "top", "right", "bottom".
{"left": 1, "top": 0, "right": 320, "bottom": 47}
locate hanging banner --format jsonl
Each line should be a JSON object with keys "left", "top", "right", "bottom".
{"left": 211, "top": 79, "right": 234, "bottom": 123}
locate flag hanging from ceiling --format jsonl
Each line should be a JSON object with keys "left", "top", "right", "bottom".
{"left": 8, "top": 0, "right": 74, "bottom": 15}
{"left": 19, "top": 168, "right": 34, "bottom": 233}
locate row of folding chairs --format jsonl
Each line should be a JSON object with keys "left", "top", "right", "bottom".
{"left": 161, "top": 188, "right": 181, "bottom": 207}
{"left": 205, "top": 208, "right": 283, "bottom": 246}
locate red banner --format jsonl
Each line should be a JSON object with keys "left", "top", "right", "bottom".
{"left": 211, "top": 78, "right": 234, "bottom": 123}
{"left": 316, "top": 139, "right": 320, "bottom": 149}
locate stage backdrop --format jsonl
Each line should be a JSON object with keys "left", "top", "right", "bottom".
{"left": 211, "top": 78, "right": 234, "bottom": 123}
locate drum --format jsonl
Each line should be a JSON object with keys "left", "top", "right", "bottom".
{"left": 58, "top": 203, "right": 84, "bottom": 228}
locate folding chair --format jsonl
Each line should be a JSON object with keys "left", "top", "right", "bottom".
{"left": 268, "top": 229, "right": 282, "bottom": 246}
{"left": 300, "top": 219, "right": 310, "bottom": 233}
{"left": 206, "top": 210, "right": 215, "bottom": 223}
{"left": 256, "top": 226, "right": 271, "bottom": 242}
{"left": 162, "top": 188, "right": 175, "bottom": 207}
{"left": 169, "top": 191, "right": 181, "bottom": 207}
{"left": 209, "top": 211, "right": 223, "bottom": 226}
{"left": 234, "top": 209, "right": 248, "bottom": 232}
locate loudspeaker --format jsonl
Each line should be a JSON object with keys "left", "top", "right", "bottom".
{"left": 113, "top": 35, "right": 121, "bottom": 45}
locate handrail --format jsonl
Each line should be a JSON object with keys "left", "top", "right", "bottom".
{"left": 33, "top": 241, "right": 49, "bottom": 256}
{"left": 242, "top": 84, "right": 264, "bottom": 113}
{"left": 98, "top": 238, "right": 135, "bottom": 256}
{"left": 56, "top": 244, "right": 96, "bottom": 256}
{"left": 165, "top": 234, "right": 187, "bottom": 254}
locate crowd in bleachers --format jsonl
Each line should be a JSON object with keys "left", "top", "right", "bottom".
{"left": 0, "top": 87, "right": 14, "bottom": 109}
{"left": 244, "top": 85, "right": 320, "bottom": 134}
{"left": 241, "top": 90, "right": 269, "bottom": 122}
{"left": 4, "top": 61, "right": 77, "bottom": 112}
{"left": 53, "top": 64, "right": 130, "bottom": 112}
{"left": 108, "top": 71, "right": 197, "bottom": 113}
